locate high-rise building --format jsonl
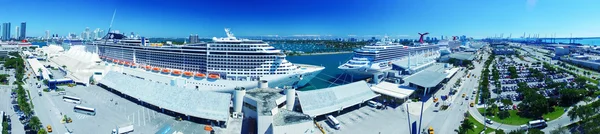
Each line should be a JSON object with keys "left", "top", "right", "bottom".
{"left": 45, "top": 30, "right": 50, "bottom": 39}
{"left": 1, "top": 23, "right": 11, "bottom": 41}
{"left": 15, "top": 26, "right": 19, "bottom": 39}
{"left": 189, "top": 34, "right": 199, "bottom": 44}
{"left": 20, "top": 22, "right": 26, "bottom": 40}
{"left": 85, "top": 27, "right": 90, "bottom": 40}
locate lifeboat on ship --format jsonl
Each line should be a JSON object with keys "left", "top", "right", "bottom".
{"left": 124, "top": 62, "right": 131, "bottom": 66}
{"left": 184, "top": 71, "right": 193, "bottom": 77}
{"left": 208, "top": 73, "right": 220, "bottom": 79}
{"left": 173, "top": 70, "right": 182, "bottom": 75}
{"left": 152, "top": 67, "right": 160, "bottom": 72}
{"left": 131, "top": 63, "right": 136, "bottom": 67}
{"left": 145, "top": 65, "right": 152, "bottom": 70}
{"left": 195, "top": 73, "right": 206, "bottom": 78}
{"left": 113, "top": 59, "right": 118, "bottom": 63}
{"left": 162, "top": 68, "right": 171, "bottom": 73}
{"left": 119, "top": 61, "right": 125, "bottom": 65}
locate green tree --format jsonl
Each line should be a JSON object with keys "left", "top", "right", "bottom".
{"left": 549, "top": 126, "right": 569, "bottom": 134}
{"left": 508, "top": 129, "right": 526, "bottom": 134}
{"left": 458, "top": 118, "right": 474, "bottom": 134}
{"left": 501, "top": 99, "right": 513, "bottom": 106}
{"left": 498, "top": 110, "right": 510, "bottom": 119}
{"left": 527, "top": 129, "right": 544, "bottom": 134}
{"left": 29, "top": 116, "right": 42, "bottom": 131}
{"left": 495, "top": 129, "right": 506, "bottom": 134}
{"left": 518, "top": 92, "right": 550, "bottom": 118}
{"left": 37, "top": 129, "right": 48, "bottom": 134}
{"left": 559, "top": 88, "right": 586, "bottom": 106}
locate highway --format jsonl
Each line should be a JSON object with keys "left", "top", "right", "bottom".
{"left": 413, "top": 50, "right": 489, "bottom": 133}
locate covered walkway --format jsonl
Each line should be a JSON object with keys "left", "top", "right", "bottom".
{"left": 296, "top": 80, "right": 379, "bottom": 117}
{"left": 27, "top": 58, "right": 51, "bottom": 80}
{"left": 370, "top": 81, "right": 415, "bottom": 101}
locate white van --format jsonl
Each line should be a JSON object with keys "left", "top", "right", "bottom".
{"left": 367, "top": 101, "right": 378, "bottom": 108}
{"left": 326, "top": 115, "right": 341, "bottom": 130}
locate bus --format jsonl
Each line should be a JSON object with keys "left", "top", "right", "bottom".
{"left": 527, "top": 120, "right": 546, "bottom": 129}
{"left": 63, "top": 96, "right": 81, "bottom": 104}
{"left": 74, "top": 105, "right": 96, "bottom": 116}
{"left": 326, "top": 115, "right": 340, "bottom": 130}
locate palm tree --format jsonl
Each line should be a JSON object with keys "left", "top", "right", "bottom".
{"left": 459, "top": 118, "right": 474, "bottom": 133}
{"left": 568, "top": 106, "right": 578, "bottom": 121}
{"left": 29, "top": 116, "right": 42, "bottom": 131}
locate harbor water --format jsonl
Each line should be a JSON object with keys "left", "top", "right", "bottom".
{"left": 287, "top": 53, "right": 357, "bottom": 91}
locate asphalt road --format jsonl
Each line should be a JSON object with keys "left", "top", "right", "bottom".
{"left": 412, "top": 50, "right": 489, "bottom": 133}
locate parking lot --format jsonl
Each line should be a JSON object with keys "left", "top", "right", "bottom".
{"left": 315, "top": 102, "right": 409, "bottom": 134}
{"left": 32, "top": 85, "right": 212, "bottom": 134}
{"left": 488, "top": 56, "right": 575, "bottom": 109}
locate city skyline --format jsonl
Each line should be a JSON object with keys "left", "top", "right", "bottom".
{"left": 1, "top": 0, "right": 600, "bottom": 38}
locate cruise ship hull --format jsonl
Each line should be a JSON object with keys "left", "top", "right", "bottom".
{"left": 338, "top": 66, "right": 388, "bottom": 80}
{"left": 109, "top": 61, "right": 324, "bottom": 92}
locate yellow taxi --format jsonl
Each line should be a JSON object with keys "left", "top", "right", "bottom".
{"left": 428, "top": 126, "right": 434, "bottom": 134}
{"left": 47, "top": 125, "right": 53, "bottom": 133}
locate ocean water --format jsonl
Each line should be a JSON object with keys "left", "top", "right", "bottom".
{"left": 540, "top": 38, "right": 600, "bottom": 46}
{"left": 270, "top": 43, "right": 333, "bottom": 53}
{"left": 32, "top": 42, "right": 47, "bottom": 47}
{"left": 286, "top": 53, "right": 356, "bottom": 91}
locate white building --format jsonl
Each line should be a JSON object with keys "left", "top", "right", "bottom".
{"left": 238, "top": 80, "right": 315, "bottom": 134}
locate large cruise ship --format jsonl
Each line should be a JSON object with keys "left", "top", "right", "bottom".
{"left": 91, "top": 29, "right": 324, "bottom": 92}
{"left": 338, "top": 36, "right": 440, "bottom": 78}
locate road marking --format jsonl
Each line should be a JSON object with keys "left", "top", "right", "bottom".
{"left": 132, "top": 112, "right": 135, "bottom": 125}
{"left": 137, "top": 109, "right": 141, "bottom": 126}
{"left": 143, "top": 108, "right": 147, "bottom": 126}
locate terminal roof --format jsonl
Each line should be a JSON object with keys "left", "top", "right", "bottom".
{"left": 27, "top": 58, "right": 51, "bottom": 80}
{"left": 99, "top": 71, "right": 232, "bottom": 122}
{"left": 403, "top": 70, "right": 446, "bottom": 88}
{"left": 245, "top": 88, "right": 284, "bottom": 116}
{"left": 273, "top": 109, "right": 313, "bottom": 126}
{"left": 448, "top": 52, "right": 476, "bottom": 61}
{"left": 370, "top": 81, "right": 415, "bottom": 99}
{"left": 297, "top": 81, "right": 379, "bottom": 117}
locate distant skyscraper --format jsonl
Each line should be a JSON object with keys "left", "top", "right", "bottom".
{"left": 1, "top": 23, "right": 10, "bottom": 41}
{"left": 93, "top": 28, "right": 100, "bottom": 39}
{"left": 15, "top": 26, "right": 19, "bottom": 39}
{"left": 85, "top": 27, "right": 90, "bottom": 40}
{"left": 45, "top": 30, "right": 50, "bottom": 39}
{"left": 189, "top": 34, "right": 199, "bottom": 44}
{"left": 20, "top": 22, "right": 26, "bottom": 40}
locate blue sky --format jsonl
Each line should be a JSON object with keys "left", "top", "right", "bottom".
{"left": 2, "top": 0, "right": 600, "bottom": 38}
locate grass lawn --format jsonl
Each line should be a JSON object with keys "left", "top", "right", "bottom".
{"left": 478, "top": 108, "right": 530, "bottom": 125}
{"left": 467, "top": 113, "right": 496, "bottom": 134}
{"left": 477, "top": 106, "right": 566, "bottom": 125}
{"left": 543, "top": 106, "right": 566, "bottom": 121}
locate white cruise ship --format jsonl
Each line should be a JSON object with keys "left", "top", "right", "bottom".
{"left": 90, "top": 29, "right": 324, "bottom": 92}
{"left": 338, "top": 36, "right": 440, "bottom": 78}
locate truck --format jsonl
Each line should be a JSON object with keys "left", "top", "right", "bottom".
{"left": 112, "top": 124, "right": 134, "bottom": 134}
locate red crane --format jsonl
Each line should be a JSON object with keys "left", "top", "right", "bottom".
{"left": 418, "top": 32, "right": 429, "bottom": 43}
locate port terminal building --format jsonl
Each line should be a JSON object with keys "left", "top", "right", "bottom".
{"left": 98, "top": 71, "right": 233, "bottom": 128}
{"left": 369, "top": 63, "right": 459, "bottom": 102}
